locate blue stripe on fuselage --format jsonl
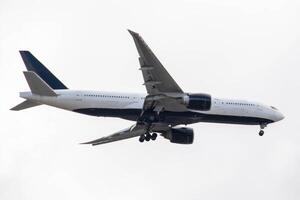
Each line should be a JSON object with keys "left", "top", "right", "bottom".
{"left": 73, "top": 108, "right": 274, "bottom": 125}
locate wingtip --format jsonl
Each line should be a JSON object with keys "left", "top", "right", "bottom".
{"left": 79, "top": 142, "right": 99, "bottom": 146}
{"left": 79, "top": 142, "right": 90, "bottom": 145}
{"left": 127, "top": 29, "right": 139, "bottom": 36}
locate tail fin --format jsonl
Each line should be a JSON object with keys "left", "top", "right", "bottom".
{"left": 10, "top": 100, "right": 41, "bottom": 111}
{"left": 19, "top": 51, "right": 68, "bottom": 89}
{"left": 23, "top": 71, "right": 57, "bottom": 96}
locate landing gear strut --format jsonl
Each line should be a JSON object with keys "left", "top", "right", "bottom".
{"left": 259, "top": 124, "right": 267, "bottom": 136}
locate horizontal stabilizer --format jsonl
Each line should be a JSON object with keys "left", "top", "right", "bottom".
{"left": 23, "top": 71, "right": 57, "bottom": 96}
{"left": 10, "top": 100, "right": 41, "bottom": 111}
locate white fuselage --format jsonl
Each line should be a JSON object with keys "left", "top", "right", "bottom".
{"left": 20, "top": 90, "right": 284, "bottom": 125}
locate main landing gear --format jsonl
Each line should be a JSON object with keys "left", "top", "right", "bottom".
{"left": 139, "top": 133, "right": 158, "bottom": 142}
{"left": 259, "top": 123, "right": 267, "bottom": 136}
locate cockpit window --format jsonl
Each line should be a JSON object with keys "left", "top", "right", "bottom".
{"left": 271, "top": 106, "right": 278, "bottom": 110}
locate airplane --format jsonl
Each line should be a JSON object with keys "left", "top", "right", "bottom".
{"left": 11, "top": 30, "right": 284, "bottom": 145}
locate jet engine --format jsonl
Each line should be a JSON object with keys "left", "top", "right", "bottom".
{"left": 182, "top": 93, "right": 211, "bottom": 111}
{"left": 163, "top": 127, "right": 194, "bottom": 144}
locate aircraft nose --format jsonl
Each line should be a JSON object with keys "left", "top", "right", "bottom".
{"left": 275, "top": 111, "right": 285, "bottom": 122}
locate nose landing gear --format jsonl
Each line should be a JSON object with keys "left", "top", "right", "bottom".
{"left": 259, "top": 130, "right": 264, "bottom": 136}
{"left": 259, "top": 123, "right": 267, "bottom": 136}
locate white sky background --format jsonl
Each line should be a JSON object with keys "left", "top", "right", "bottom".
{"left": 0, "top": 0, "right": 299, "bottom": 199}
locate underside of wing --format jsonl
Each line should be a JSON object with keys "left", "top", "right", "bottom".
{"left": 142, "top": 93, "right": 188, "bottom": 112}
{"left": 80, "top": 123, "right": 172, "bottom": 146}
{"left": 128, "top": 30, "right": 183, "bottom": 95}
{"left": 81, "top": 124, "right": 147, "bottom": 146}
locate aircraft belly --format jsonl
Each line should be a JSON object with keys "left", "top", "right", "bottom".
{"left": 72, "top": 107, "right": 273, "bottom": 125}
{"left": 159, "top": 111, "right": 273, "bottom": 126}
{"left": 73, "top": 108, "right": 142, "bottom": 121}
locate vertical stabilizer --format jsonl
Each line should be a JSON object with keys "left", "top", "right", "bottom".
{"left": 19, "top": 51, "right": 68, "bottom": 89}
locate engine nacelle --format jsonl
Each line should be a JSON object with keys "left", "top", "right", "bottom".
{"left": 183, "top": 93, "right": 211, "bottom": 111}
{"left": 163, "top": 127, "right": 194, "bottom": 144}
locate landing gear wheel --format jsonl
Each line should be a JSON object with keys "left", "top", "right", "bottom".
{"left": 151, "top": 133, "right": 157, "bottom": 140}
{"left": 259, "top": 130, "right": 264, "bottom": 136}
{"left": 139, "top": 135, "right": 145, "bottom": 142}
{"left": 145, "top": 133, "right": 151, "bottom": 141}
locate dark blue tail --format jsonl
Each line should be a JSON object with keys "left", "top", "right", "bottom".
{"left": 19, "top": 51, "right": 68, "bottom": 89}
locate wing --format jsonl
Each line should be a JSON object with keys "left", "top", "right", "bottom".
{"left": 81, "top": 124, "right": 146, "bottom": 146}
{"left": 141, "top": 93, "right": 188, "bottom": 113}
{"left": 83, "top": 31, "right": 188, "bottom": 146}
{"left": 80, "top": 123, "right": 171, "bottom": 146}
{"left": 129, "top": 30, "right": 188, "bottom": 112}
{"left": 128, "top": 30, "right": 183, "bottom": 95}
